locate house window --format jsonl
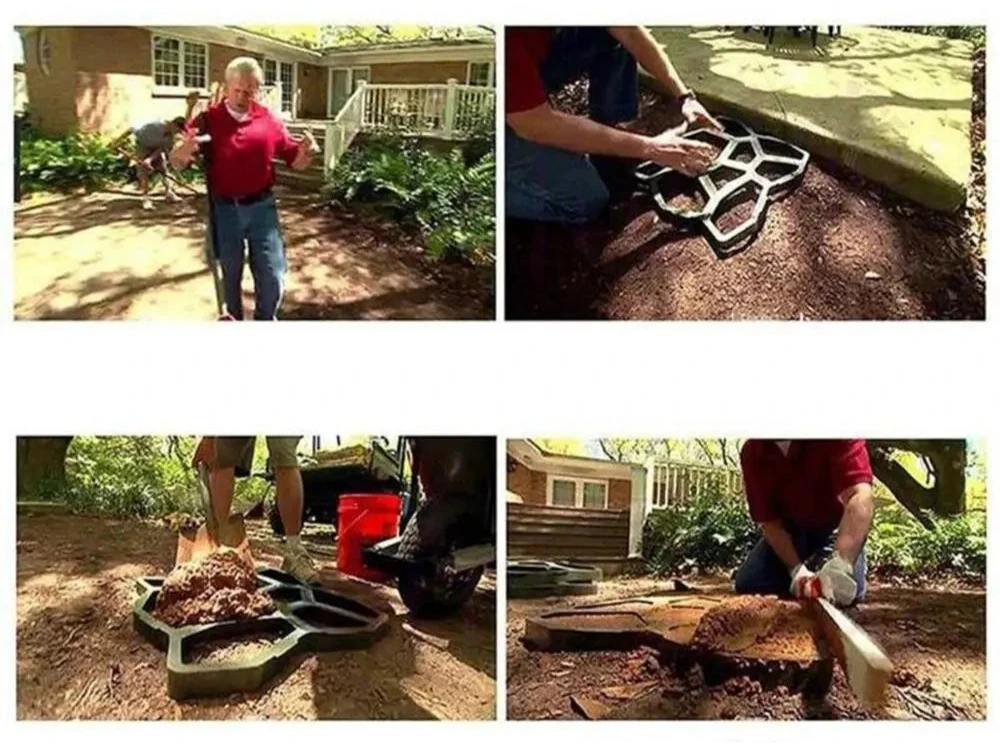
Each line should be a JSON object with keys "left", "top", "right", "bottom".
{"left": 152, "top": 34, "right": 208, "bottom": 90}
{"left": 38, "top": 30, "right": 52, "bottom": 76}
{"left": 551, "top": 479, "right": 577, "bottom": 507}
{"left": 466, "top": 61, "right": 493, "bottom": 87}
{"left": 547, "top": 476, "right": 609, "bottom": 509}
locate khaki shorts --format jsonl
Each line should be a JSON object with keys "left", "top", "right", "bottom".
{"left": 213, "top": 436, "right": 302, "bottom": 476}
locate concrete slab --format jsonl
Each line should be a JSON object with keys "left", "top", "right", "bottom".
{"left": 647, "top": 26, "right": 973, "bottom": 211}
{"left": 524, "top": 594, "right": 832, "bottom": 693}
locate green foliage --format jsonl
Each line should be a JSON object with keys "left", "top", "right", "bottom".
{"left": 641, "top": 485, "right": 758, "bottom": 575}
{"left": 17, "top": 124, "right": 202, "bottom": 194}
{"left": 57, "top": 437, "right": 201, "bottom": 518}
{"left": 19, "top": 127, "right": 130, "bottom": 193}
{"left": 324, "top": 135, "right": 495, "bottom": 262}
{"left": 867, "top": 499, "right": 986, "bottom": 578}
{"left": 642, "top": 479, "right": 986, "bottom": 581}
{"left": 29, "top": 436, "right": 273, "bottom": 519}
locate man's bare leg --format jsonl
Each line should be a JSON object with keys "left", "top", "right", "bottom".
{"left": 209, "top": 465, "right": 236, "bottom": 536}
{"left": 275, "top": 466, "right": 304, "bottom": 538}
{"left": 138, "top": 162, "right": 152, "bottom": 209}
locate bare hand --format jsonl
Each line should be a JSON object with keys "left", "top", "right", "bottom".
{"left": 170, "top": 129, "right": 200, "bottom": 170}
{"left": 291, "top": 131, "right": 319, "bottom": 170}
{"left": 681, "top": 98, "right": 723, "bottom": 132}
{"left": 644, "top": 131, "right": 719, "bottom": 176}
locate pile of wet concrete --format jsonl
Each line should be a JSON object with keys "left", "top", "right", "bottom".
{"left": 154, "top": 548, "right": 275, "bottom": 627}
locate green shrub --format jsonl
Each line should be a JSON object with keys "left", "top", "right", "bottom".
{"left": 18, "top": 124, "right": 203, "bottom": 194}
{"left": 34, "top": 436, "right": 272, "bottom": 520}
{"left": 642, "top": 485, "right": 986, "bottom": 581}
{"left": 323, "top": 135, "right": 495, "bottom": 263}
{"left": 19, "top": 129, "right": 130, "bottom": 193}
{"left": 867, "top": 503, "right": 985, "bottom": 578}
{"left": 641, "top": 485, "right": 758, "bottom": 575}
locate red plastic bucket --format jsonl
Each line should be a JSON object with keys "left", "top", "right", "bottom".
{"left": 337, "top": 493, "right": 402, "bottom": 582}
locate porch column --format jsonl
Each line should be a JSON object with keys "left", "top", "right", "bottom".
{"left": 628, "top": 464, "right": 647, "bottom": 557}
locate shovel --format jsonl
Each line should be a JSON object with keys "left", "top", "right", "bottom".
{"left": 174, "top": 456, "right": 251, "bottom": 567}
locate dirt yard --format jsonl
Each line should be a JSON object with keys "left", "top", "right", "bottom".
{"left": 507, "top": 575, "right": 985, "bottom": 720}
{"left": 506, "top": 74, "right": 985, "bottom": 321}
{"left": 13, "top": 186, "right": 493, "bottom": 321}
{"left": 16, "top": 510, "right": 496, "bottom": 720}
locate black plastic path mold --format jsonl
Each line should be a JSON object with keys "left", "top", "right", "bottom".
{"left": 507, "top": 560, "right": 602, "bottom": 599}
{"left": 133, "top": 567, "right": 387, "bottom": 700}
{"left": 635, "top": 117, "right": 809, "bottom": 257}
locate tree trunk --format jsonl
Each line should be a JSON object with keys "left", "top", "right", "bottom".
{"left": 16, "top": 436, "right": 73, "bottom": 500}
{"left": 868, "top": 439, "right": 967, "bottom": 529}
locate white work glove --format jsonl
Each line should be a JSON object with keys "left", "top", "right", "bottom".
{"left": 789, "top": 563, "right": 821, "bottom": 599}
{"left": 817, "top": 552, "right": 857, "bottom": 607}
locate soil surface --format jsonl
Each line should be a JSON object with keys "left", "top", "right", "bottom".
{"left": 16, "top": 511, "right": 496, "bottom": 720}
{"left": 507, "top": 575, "right": 985, "bottom": 720}
{"left": 507, "top": 79, "right": 985, "bottom": 320}
{"left": 154, "top": 548, "right": 274, "bottom": 627}
{"left": 13, "top": 186, "right": 493, "bottom": 320}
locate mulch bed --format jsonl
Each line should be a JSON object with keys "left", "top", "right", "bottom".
{"left": 507, "top": 58, "right": 986, "bottom": 321}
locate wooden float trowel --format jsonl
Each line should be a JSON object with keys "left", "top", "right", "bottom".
{"left": 809, "top": 597, "right": 893, "bottom": 710}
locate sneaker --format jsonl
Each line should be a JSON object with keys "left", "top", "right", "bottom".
{"left": 142, "top": 198, "right": 153, "bottom": 210}
{"left": 281, "top": 542, "right": 319, "bottom": 584}
{"left": 165, "top": 191, "right": 181, "bottom": 203}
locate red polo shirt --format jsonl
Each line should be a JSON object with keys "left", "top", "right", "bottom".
{"left": 190, "top": 102, "right": 300, "bottom": 199}
{"left": 506, "top": 27, "right": 555, "bottom": 114}
{"left": 741, "top": 440, "right": 873, "bottom": 530}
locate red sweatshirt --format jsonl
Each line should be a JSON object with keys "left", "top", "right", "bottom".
{"left": 190, "top": 101, "right": 301, "bottom": 199}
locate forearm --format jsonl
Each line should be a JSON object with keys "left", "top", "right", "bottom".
{"left": 608, "top": 26, "right": 687, "bottom": 98}
{"left": 760, "top": 521, "right": 802, "bottom": 572}
{"left": 507, "top": 106, "right": 653, "bottom": 159}
{"left": 834, "top": 485, "right": 874, "bottom": 563}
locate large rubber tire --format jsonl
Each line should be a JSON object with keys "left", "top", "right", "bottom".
{"left": 396, "top": 498, "right": 484, "bottom": 618}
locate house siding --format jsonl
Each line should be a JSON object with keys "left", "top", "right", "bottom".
{"left": 608, "top": 478, "right": 631, "bottom": 510}
{"left": 507, "top": 459, "right": 547, "bottom": 506}
{"left": 507, "top": 459, "right": 633, "bottom": 511}
{"left": 30, "top": 27, "right": 258, "bottom": 135}
{"left": 21, "top": 27, "right": 78, "bottom": 136}
{"left": 369, "top": 60, "right": 470, "bottom": 85}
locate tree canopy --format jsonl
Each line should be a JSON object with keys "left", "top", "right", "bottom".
{"left": 241, "top": 25, "right": 494, "bottom": 50}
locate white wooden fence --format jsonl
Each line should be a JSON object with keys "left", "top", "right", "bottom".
{"left": 322, "top": 79, "right": 495, "bottom": 174}
{"left": 647, "top": 459, "right": 744, "bottom": 511}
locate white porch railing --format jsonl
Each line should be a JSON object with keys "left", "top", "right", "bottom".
{"left": 323, "top": 79, "right": 495, "bottom": 175}
{"left": 646, "top": 460, "right": 744, "bottom": 511}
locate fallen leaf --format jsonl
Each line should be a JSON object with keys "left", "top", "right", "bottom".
{"left": 865, "top": 270, "right": 882, "bottom": 280}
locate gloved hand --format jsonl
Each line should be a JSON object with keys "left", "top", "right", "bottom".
{"left": 817, "top": 552, "right": 857, "bottom": 607}
{"left": 789, "top": 563, "right": 821, "bottom": 599}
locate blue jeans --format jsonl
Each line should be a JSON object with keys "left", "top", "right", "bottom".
{"left": 506, "top": 28, "right": 639, "bottom": 224}
{"left": 734, "top": 525, "right": 868, "bottom": 602}
{"left": 210, "top": 195, "right": 285, "bottom": 320}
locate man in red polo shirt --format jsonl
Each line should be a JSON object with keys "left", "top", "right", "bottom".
{"left": 734, "top": 440, "right": 875, "bottom": 606}
{"left": 171, "top": 57, "right": 317, "bottom": 320}
{"left": 506, "top": 27, "right": 722, "bottom": 224}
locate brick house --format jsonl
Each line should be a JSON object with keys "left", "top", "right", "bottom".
{"left": 16, "top": 25, "right": 496, "bottom": 137}
{"left": 506, "top": 439, "right": 647, "bottom": 572}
